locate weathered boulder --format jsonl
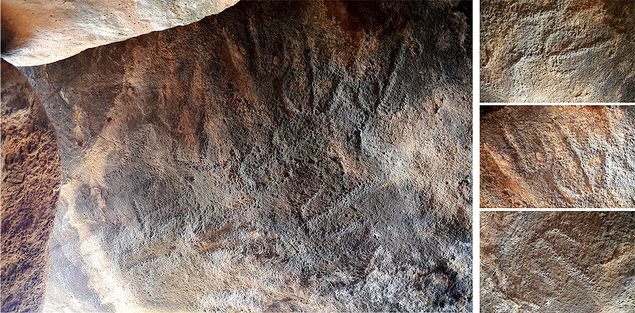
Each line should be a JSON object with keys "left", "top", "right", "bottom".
{"left": 21, "top": 0, "right": 473, "bottom": 312}
{"left": 481, "top": 105, "right": 635, "bottom": 208}
{"left": 481, "top": 211, "right": 635, "bottom": 312}
{"left": 481, "top": 0, "right": 635, "bottom": 102}
{"left": 1, "top": 60, "right": 61, "bottom": 312}
{"left": 1, "top": 0, "right": 238, "bottom": 66}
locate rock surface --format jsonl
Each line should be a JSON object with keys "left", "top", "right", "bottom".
{"left": 20, "top": 0, "right": 472, "bottom": 312}
{"left": 1, "top": 60, "right": 61, "bottom": 312}
{"left": 1, "top": 0, "right": 238, "bottom": 66}
{"left": 481, "top": 105, "right": 635, "bottom": 208}
{"left": 480, "top": 0, "right": 635, "bottom": 102}
{"left": 480, "top": 211, "right": 635, "bottom": 312}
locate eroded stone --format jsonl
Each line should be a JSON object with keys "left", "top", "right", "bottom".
{"left": 480, "top": 0, "right": 635, "bottom": 102}
{"left": 481, "top": 105, "right": 635, "bottom": 208}
{"left": 481, "top": 211, "right": 635, "bottom": 312}
{"left": 20, "top": 0, "right": 473, "bottom": 311}
{"left": 1, "top": 0, "right": 238, "bottom": 66}
{"left": 1, "top": 60, "right": 61, "bottom": 313}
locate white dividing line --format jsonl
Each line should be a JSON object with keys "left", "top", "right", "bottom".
{"left": 480, "top": 207, "right": 635, "bottom": 212}
{"left": 472, "top": 0, "right": 481, "bottom": 312}
{"left": 481, "top": 102, "right": 635, "bottom": 106}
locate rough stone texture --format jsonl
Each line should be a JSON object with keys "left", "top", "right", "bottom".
{"left": 480, "top": 0, "right": 635, "bottom": 102}
{"left": 20, "top": 0, "right": 472, "bottom": 312}
{"left": 1, "top": 0, "right": 238, "bottom": 66}
{"left": 481, "top": 105, "right": 635, "bottom": 208}
{"left": 480, "top": 211, "right": 635, "bottom": 312}
{"left": 1, "top": 60, "right": 61, "bottom": 312}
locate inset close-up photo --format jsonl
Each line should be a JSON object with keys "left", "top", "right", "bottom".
{"left": 481, "top": 211, "right": 635, "bottom": 312}
{"left": 481, "top": 0, "right": 635, "bottom": 102}
{"left": 481, "top": 105, "right": 635, "bottom": 208}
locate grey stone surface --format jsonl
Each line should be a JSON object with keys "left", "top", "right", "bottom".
{"left": 20, "top": 0, "right": 473, "bottom": 312}
{"left": 1, "top": 0, "right": 238, "bottom": 66}
{"left": 481, "top": 211, "right": 635, "bottom": 312}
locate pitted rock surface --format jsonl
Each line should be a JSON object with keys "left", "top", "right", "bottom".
{"left": 480, "top": 0, "right": 635, "bottom": 102}
{"left": 20, "top": 0, "right": 473, "bottom": 312}
{"left": 481, "top": 106, "right": 635, "bottom": 208}
{"left": 1, "top": 60, "right": 61, "bottom": 313}
{"left": 481, "top": 211, "right": 635, "bottom": 312}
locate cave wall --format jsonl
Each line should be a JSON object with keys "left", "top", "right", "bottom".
{"left": 19, "top": 0, "right": 473, "bottom": 311}
{"left": 481, "top": 211, "right": 635, "bottom": 312}
{"left": 480, "top": 0, "right": 635, "bottom": 102}
{"left": 1, "top": 60, "right": 61, "bottom": 312}
{"left": 481, "top": 106, "right": 635, "bottom": 208}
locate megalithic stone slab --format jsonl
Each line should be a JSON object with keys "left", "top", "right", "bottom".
{"left": 1, "top": 0, "right": 239, "bottom": 66}
{"left": 19, "top": 0, "right": 473, "bottom": 312}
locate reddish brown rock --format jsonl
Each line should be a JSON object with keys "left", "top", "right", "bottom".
{"left": 481, "top": 105, "right": 635, "bottom": 208}
{"left": 481, "top": 0, "right": 635, "bottom": 102}
{"left": 1, "top": 60, "right": 61, "bottom": 312}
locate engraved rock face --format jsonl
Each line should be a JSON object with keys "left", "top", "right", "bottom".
{"left": 1, "top": 0, "right": 238, "bottom": 66}
{"left": 481, "top": 211, "right": 635, "bottom": 313}
{"left": 20, "top": 1, "right": 473, "bottom": 311}
{"left": 1, "top": 60, "right": 61, "bottom": 313}
{"left": 480, "top": 0, "right": 635, "bottom": 102}
{"left": 480, "top": 106, "right": 635, "bottom": 208}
